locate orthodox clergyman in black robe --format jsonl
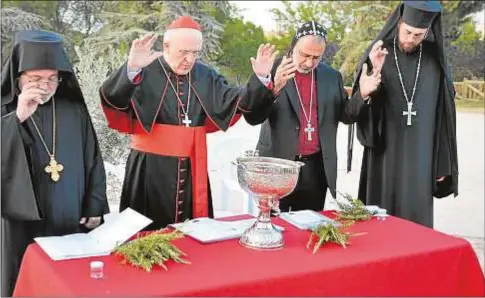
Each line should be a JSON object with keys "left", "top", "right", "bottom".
{"left": 1, "top": 30, "right": 108, "bottom": 296}
{"left": 99, "top": 16, "right": 277, "bottom": 230}
{"left": 347, "top": 1, "right": 458, "bottom": 228}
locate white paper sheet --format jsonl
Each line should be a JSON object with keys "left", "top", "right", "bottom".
{"left": 170, "top": 217, "right": 284, "bottom": 243}
{"left": 34, "top": 208, "right": 152, "bottom": 261}
{"left": 279, "top": 210, "right": 338, "bottom": 230}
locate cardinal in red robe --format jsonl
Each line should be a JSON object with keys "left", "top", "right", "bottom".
{"left": 99, "top": 16, "right": 278, "bottom": 229}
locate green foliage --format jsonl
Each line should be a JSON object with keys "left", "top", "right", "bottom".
{"left": 74, "top": 42, "right": 130, "bottom": 164}
{"left": 214, "top": 18, "right": 267, "bottom": 85}
{"left": 307, "top": 221, "right": 354, "bottom": 254}
{"left": 269, "top": 1, "right": 379, "bottom": 64}
{"left": 266, "top": 33, "right": 293, "bottom": 58}
{"left": 451, "top": 19, "right": 482, "bottom": 52}
{"left": 334, "top": 192, "right": 373, "bottom": 222}
{"left": 334, "top": 1, "right": 398, "bottom": 84}
{"left": 270, "top": 1, "right": 357, "bottom": 45}
{"left": 114, "top": 230, "right": 190, "bottom": 272}
{"left": 86, "top": 1, "right": 231, "bottom": 62}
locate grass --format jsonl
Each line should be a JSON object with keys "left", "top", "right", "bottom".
{"left": 455, "top": 98, "right": 485, "bottom": 113}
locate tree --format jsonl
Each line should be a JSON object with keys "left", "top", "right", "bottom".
{"left": 0, "top": 7, "right": 50, "bottom": 63}
{"left": 333, "top": 1, "right": 484, "bottom": 84}
{"left": 441, "top": 1, "right": 485, "bottom": 44}
{"left": 74, "top": 42, "right": 130, "bottom": 165}
{"left": 86, "top": 1, "right": 232, "bottom": 62}
{"left": 1, "top": 1, "right": 106, "bottom": 63}
{"left": 213, "top": 18, "right": 266, "bottom": 85}
{"left": 440, "top": 1, "right": 484, "bottom": 81}
{"left": 334, "top": 1, "right": 398, "bottom": 84}
{"left": 447, "top": 18, "right": 484, "bottom": 81}
{"left": 269, "top": 1, "right": 363, "bottom": 65}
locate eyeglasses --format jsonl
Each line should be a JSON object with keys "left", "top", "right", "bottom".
{"left": 24, "top": 75, "right": 62, "bottom": 86}
{"left": 298, "top": 50, "right": 322, "bottom": 62}
{"left": 179, "top": 50, "right": 201, "bottom": 59}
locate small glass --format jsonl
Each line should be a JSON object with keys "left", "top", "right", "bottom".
{"left": 90, "top": 261, "right": 104, "bottom": 279}
{"left": 376, "top": 208, "right": 388, "bottom": 221}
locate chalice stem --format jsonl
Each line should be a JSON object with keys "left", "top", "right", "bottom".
{"left": 257, "top": 197, "right": 272, "bottom": 223}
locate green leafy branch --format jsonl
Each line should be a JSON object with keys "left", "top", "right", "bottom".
{"left": 114, "top": 229, "right": 190, "bottom": 272}
{"left": 307, "top": 221, "right": 359, "bottom": 254}
{"left": 333, "top": 191, "right": 373, "bottom": 222}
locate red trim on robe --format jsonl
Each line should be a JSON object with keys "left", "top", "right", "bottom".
{"left": 133, "top": 72, "right": 142, "bottom": 85}
{"left": 205, "top": 113, "right": 242, "bottom": 133}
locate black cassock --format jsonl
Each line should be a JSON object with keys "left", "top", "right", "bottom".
{"left": 349, "top": 17, "right": 458, "bottom": 228}
{"left": 100, "top": 57, "right": 274, "bottom": 230}
{"left": 1, "top": 98, "right": 108, "bottom": 295}
{"left": 1, "top": 30, "right": 108, "bottom": 297}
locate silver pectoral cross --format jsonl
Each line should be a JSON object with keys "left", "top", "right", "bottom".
{"left": 182, "top": 113, "right": 192, "bottom": 127}
{"left": 402, "top": 102, "right": 417, "bottom": 126}
{"left": 304, "top": 123, "right": 315, "bottom": 141}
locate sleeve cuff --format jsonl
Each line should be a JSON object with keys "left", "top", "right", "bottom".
{"left": 257, "top": 74, "right": 272, "bottom": 87}
{"left": 127, "top": 67, "right": 142, "bottom": 83}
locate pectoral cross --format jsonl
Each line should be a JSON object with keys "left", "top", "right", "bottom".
{"left": 402, "top": 101, "right": 417, "bottom": 126}
{"left": 182, "top": 113, "right": 192, "bottom": 127}
{"left": 45, "top": 156, "right": 63, "bottom": 182}
{"left": 304, "top": 123, "right": 315, "bottom": 141}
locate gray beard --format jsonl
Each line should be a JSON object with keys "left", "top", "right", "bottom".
{"left": 42, "top": 91, "right": 56, "bottom": 103}
{"left": 298, "top": 67, "right": 313, "bottom": 74}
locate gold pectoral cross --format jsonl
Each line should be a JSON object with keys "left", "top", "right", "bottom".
{"left": 45, "top": 156, "right": 64, "bottom": 182}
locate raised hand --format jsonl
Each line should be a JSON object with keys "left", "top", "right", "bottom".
{"left": 250, "top": 43, "right": 279, "bottom": 78}
{"left": 273, "top": 56, "right": 298, "bottom": 95}
{"left": 359, "top": 63, "right": 381, "bottom": 99}
{"left": 127, "top": 33, "right": 164, "bottom": 70}
{"left": 368, "top": 40, "right": 388, "bottom": 75}
{"left": 16, "top": 82, "right": 49, "bottom": 123}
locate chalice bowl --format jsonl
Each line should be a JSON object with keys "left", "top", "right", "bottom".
{"left": 233, "top": 155, "right": 304, "bottom": 250}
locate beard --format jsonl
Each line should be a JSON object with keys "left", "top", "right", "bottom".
{"left": 399, "top": 41, "right": 421, "bottom": 54}
{"left": 297, "top": 65, "right": 314, "bottom": 74}
{"left": 41, "top": 90, "right": 56, "bottom": 103}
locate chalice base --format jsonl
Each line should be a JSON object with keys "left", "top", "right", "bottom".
{"left": 239, "top": 202, "right": 283, "bottom": 250}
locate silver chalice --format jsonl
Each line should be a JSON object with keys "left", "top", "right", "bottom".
{"left": 233, "top": 153, "right": 304, "bottom": 250}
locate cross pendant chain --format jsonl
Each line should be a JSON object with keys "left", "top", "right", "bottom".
{"left": 30, "top": 97, "right": 63, "bottom": 182}
{"left": 182, "top": 113, "right": 192, "bottom": 127}
{"left": 158, "top": 58, "right": 192, "bottom": 127}
{"left": 304, "top": 122, "right": 315, "bottom": 141}
{"left": 45, "top": 156, "right": 64, "bottom": 182}
{"left": 393, "top": 35, "right": 422, "bottom": 128}
{"left": 402, "top": 101, "right": 417, "bottom": 126}
{"left": 294, "top": 70, "right": 316, "bottom": 142}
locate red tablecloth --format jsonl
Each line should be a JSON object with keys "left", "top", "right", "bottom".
{"left": 13, "top": 212, "right": 485, "bottom": 296}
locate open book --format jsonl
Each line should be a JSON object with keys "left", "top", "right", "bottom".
{"left": 34, "top": 208, "right": 152, "bottom": 261}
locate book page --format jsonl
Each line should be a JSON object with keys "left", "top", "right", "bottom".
{"left": 34, "top": 208, "right": 152, "bottom": 261}
{"left": 35, "top": 233, "right": 101, "bottom": 261}
{"left": 89, "top": 208, "right": 153, "bottom": 249}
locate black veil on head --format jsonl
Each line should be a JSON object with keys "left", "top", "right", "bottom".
{"left": 347, "top": 0, "right": 456, "bottom": 172}
{"left": 351, "top": 0, "right": 452, "bottom": 93}
{"left": 1, "top": 30, "right": 86, "bottom": 106}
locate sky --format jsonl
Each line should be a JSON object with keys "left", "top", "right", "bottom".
{"left": 230, "top": 1, "right": 287, "bottom": 32}
{"left": 231, "top": 1, "right": 485, "bottom": 34}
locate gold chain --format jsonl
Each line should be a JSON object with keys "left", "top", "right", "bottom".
{"left": 30, "top": 97, "right": 56, "bottom": 157}
{"left": 29, "top": 97, "right": 63, "bottom": 182}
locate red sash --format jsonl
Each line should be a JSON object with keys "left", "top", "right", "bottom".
{"left": 131, "top": 123, "right": 209, "bottom": 218}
